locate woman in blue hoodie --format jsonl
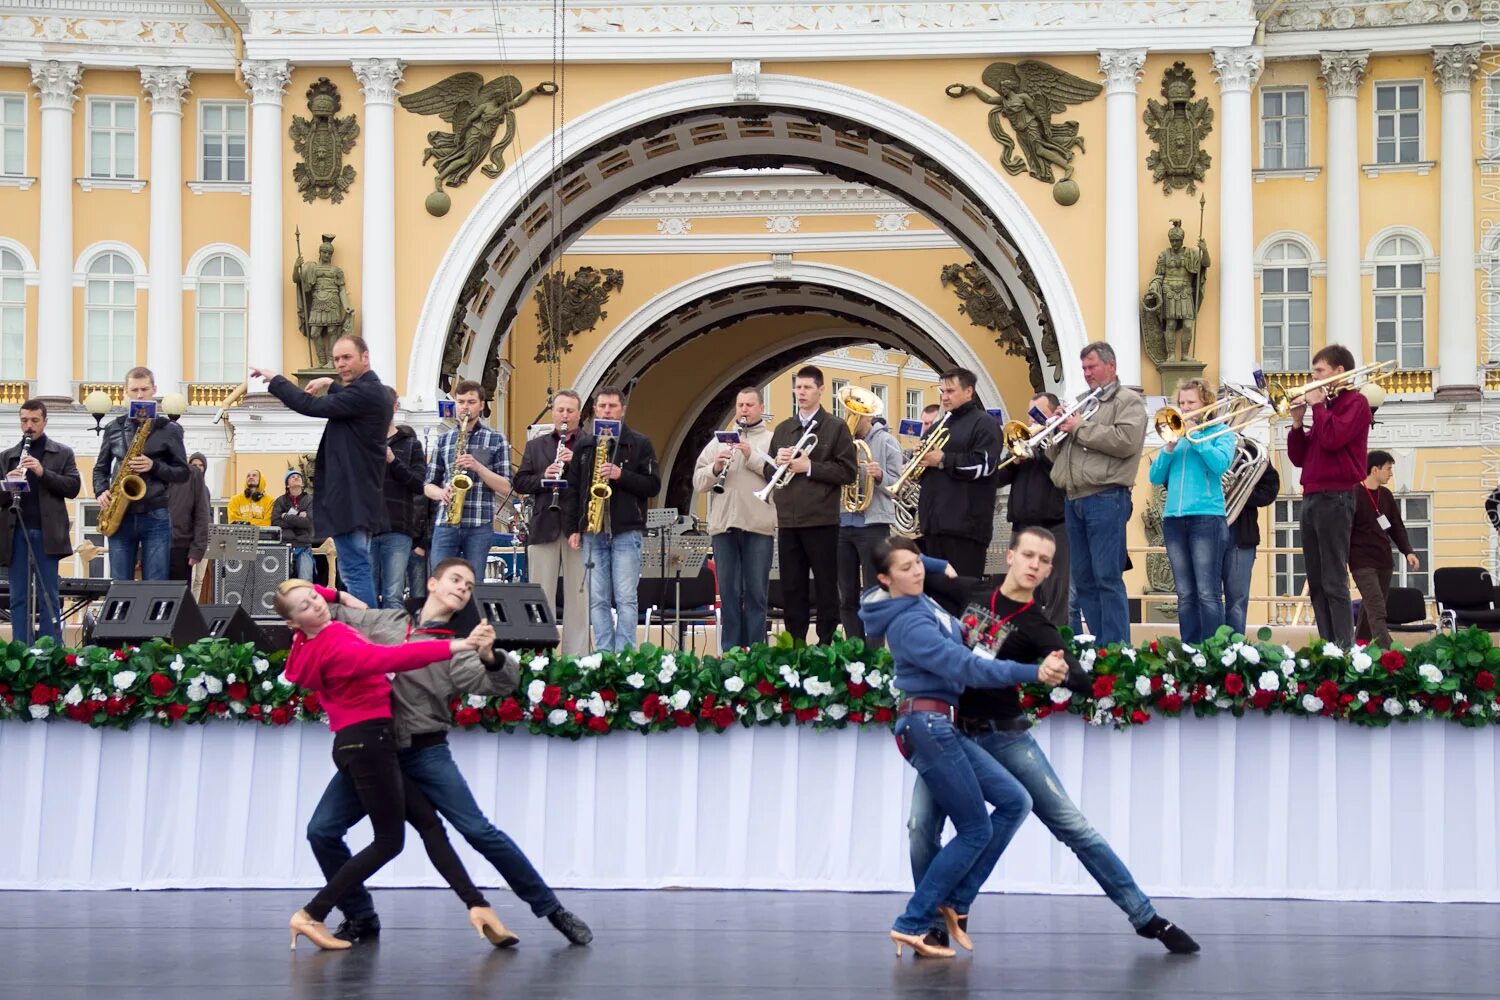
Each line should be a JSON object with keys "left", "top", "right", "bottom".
{"left": 860, "top": 536, "right": 1066, "bottom": 959}
{"left": 1147, "top": 378, "right": 1237, "bottom": 643}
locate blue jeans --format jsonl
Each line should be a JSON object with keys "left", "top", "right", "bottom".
{"left": 1162, "top": 515, "right": 1227, "bottom": 644}
{"left": 107, "top": 506, "right": 172, "bottom": 581}
{"left": 306, "top": 742, "right": 561, "bottom": 921}
{"left": 368, "top": 532, "right": 413, "bottom": 609}
{"left": 891, "top": 711, "right": 1031, "bottom": 935}
{"left": 1222, "top": 543, "right": 1257, "bottom": 638}
{"left": 1065, "top": 487, "right": 1131, "bottom": 645}
{"left": 407, "top": 547, "right": 429, "bottom": 600}
{"left": 331, "top": 530, "right": 375, "bottom": 608}
{"left": 712, "top": 529, "right": 773, "bottom": 651}
{"left": 582, "top": 530, "right": 642, "bottom": 653}
{"left": 909, "top": 728, "right": 1156, "bottom": 930}
{"left": 8, "top": 524, "right": 61, "bottom": 644}
{"left": 430, "top": 523, "right": 494, "bottom": 580}
{"left": 290, "top": 547, "right": 315, "bottom": 582}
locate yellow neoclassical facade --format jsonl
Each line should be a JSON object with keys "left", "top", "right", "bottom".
{"left": 0, "top": 0, "right": 1497, "bottom": 618}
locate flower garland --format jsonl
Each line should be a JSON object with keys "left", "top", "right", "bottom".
{"left": 2, "top": 626, "right": 1497, "bottom": 735}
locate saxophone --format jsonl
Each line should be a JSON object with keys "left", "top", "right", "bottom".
{"left": 444, "top": 416, "right": 473, "bottom": 527}
{"left": 585, "top": 428, "right": 614, "bottom": 534}
{"left": 99, "top": 417, "right": 153, "bottom": 537}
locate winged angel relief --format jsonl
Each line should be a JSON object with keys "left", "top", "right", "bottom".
{"left": 398, "top": 73, "right": 558, "bottom": 216}
{"left": 946, "top": 61, "right": 1101, "bottom": 206}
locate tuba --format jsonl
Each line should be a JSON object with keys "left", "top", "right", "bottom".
{"left": 838, "top": 385, "right": 883, "bottom": 514}
{"left": 1222, "top": 434, "right": 1271, "bottom": 524}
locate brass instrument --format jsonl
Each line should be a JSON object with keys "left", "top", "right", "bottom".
{"left": 445, "top": 415, "right": 474, "bottom": 527}
{"left": 98, "top": 414, "right": 154, "bottom": 537}
{"left": 754, "top": 422, "right": 818, "bottom": 503}
{"left": 887, "top": 411, "right": 951, "bottom": 536}
{"left": 1018, "top": 384, "right": 1108, "bottom": 457}
{"left": 1222, "top": 433, "right": 1271, "bottom": 524}
{"left": 1154, "top": 383, "right": 1269, "bottom": 445}
{"left": 837, "top": 385, "right": 884, "bottom": 514}
{"left": 993, "top": 419, "right": 1039, "bottom": 474}
{"left": 585, "top": 424, "right": 616, "bottom": 534}
{"left": 1264, "top": 359, "right": 1394, "bottom": 417}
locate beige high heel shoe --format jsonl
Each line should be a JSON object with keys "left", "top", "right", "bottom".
{"left": 937, "top": 905, "right": 973, "bottom": 951}
{"left": 289, "top": 910, "right": 352, "bottom": 951}
{"left": 469, "top": 906, "right": 520, "bottom": 948}
{"left": 890, "top": 929, "right": 955, "bottom": 959}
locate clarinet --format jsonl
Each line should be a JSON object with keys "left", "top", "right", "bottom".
{"left": 5, "top": 433, "right": 32, "bottom": 497}
{"left": 547, "top": 423, "right": 567, "bottom": 512}
{"left": 711, "top": 418, "right": 750, "bottom": 494}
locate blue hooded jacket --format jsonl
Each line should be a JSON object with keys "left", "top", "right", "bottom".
{"left": 859, "top": 564, "right": 1043, "bottom": 705}
{"left": 1147, "top": 430, "right": 1236, "bottom": 518}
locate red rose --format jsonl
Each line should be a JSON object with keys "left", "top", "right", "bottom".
{"left": 780, "top": 694, "right": 792, "bottom": 712}
{"left": 1111, "top": 705, "right": 1125, "bottom": 718}
{"left": 542, "top": 685, "right": 562, "bottom": 707}
{"left": 531, "top": 706, "right": 545, "bottom": 722}
{"left": 227, "top": 682, "right": 248, "bottom": 701}
{"left": 301, "top": 692, "right": 321, "bottom": 716}
{"left": 1130, "top": 709, "right": 1150, "bottom": 725}
{"left": 111, "top": 649, "right": 128, "bottom": 662}
{"left": 795, "top": 706, "right": 820, "bottom": 722}
{"left": 642, "top": 693, "right": 662, "bottom": 716}
{"left": 1019, "top": 694, "right": 1037, "bottom": 710}
{"left": 712, "top": 706, "right": 735, "bottom": 728}
{"left": 1159, "top": 693, "right": 1183, "bottom": 713}
{"left": 673, "top": 710, "right": 695, "bottom": 728}
{"left": 701, "top": 694, "right": 716, "bottom": 711}
{"left": 208, "top": 702, "right": 229, "bottom": 716}
{"left": 1365, "top": 699, "right": 1380, "bottom": 715}
{"left": 0, "top": 682, "right": 8, "bottom": 695}
{"left": 269, "top": 706, "right": 292, "bottom": 725}
{"left": 564, "top": 697, "right": 577, "bottom": 712}
{"left": 1223, "top": 673, "right": 1246, "bottom": 695}
{"left": 572, "top": 711, "right": 585, "bottom": 725}
{"left": 105, "top": 696, "right": 125, "bottom": 716}
{"left": 1381, "top": 650, "right": 1405, "bottom": 673}
{"left": 248, "top": 704, "right": 263, "bottom": 718}
{"left": 1250, "top": 690, "right": 1275, "bottom": 710}
{"left": 600, "top": 688, "right": 617, "bottom": 703}
{"left": 587, "top": 716, "right": 610, "bottom": 733}
{"left": 1149, "top": 640, "right": 1159, "bottom": 654}
{"left": 497, "top": 698, "right": 523, "bottom": 723}
{"left": 1476, "top": 671, "right": 1496, "bottom": 692}
{"left": 64, "top": 654, "right": 79, "bottom": 667}
{"left": 847, "top": 681, "right": 870, "bottom": 698}
{"left": 29, "top": 682, "right": 56, "bottom": 705}
{"left": 1091, "top": 675, "right": 1116, "bottom": 698}
{"left": 147, "top": 673, "right": 174, "bottom": 698}
{"left": 166, "top": 703, "right": 189, "bottom": 721}
{"left": 1431, "top": 696, "right": 1453, "bottom": 714}
{"left": 1150, "top": 675, "right": 1163, "bottom": 692}
{"left": 756, "top": 680, "right": 777, "bottom": 696}
{"left": 453, "top": 706, "right": 480, "bottom": 726}
{"left": 1338, "top": 693, "right": 1355, "bottom": 706}
{"left": 873, "top": 707, "right": 894, "bottom": 723}
{"left": 848, "top": 711, "right": 866, "bottom": 724}
{"left": 1315, "top": 680, "right": 1341, "bottom": 704}
{"left": 1035, "top": 706, "right": 1052, "bottom": 719}
{"left": 66, "top": 704, "right": 92, "bottom": 722}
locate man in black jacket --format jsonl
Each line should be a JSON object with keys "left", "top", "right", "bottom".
{"left": 514, "top": 390, "right": 588, "bottom": 655}
{"left": 767, "top": 365, "right": 857, "bottom": 645}
{"left": 372, "top": 386, "right": 428, "bottom": 608}
{"left": 94, "top": 367, "right": 189, "bottom": 581}
{"left": 252, "top": 335, "right": 389, "bottom": 607}
{"left": 1222, "top": 462, "right": 1279, "bottom": 637}
{"left": 166, "top": 460, "right": 210, "bottom": 585}
{"left": 994, "top": 392, "right": 1070, "bottom": 627}
{"left": 562, "top": 386, "right": 660, "bottom": 653}
{"left": 2, "top": 400, "right": 81, "bottom": 643}
{"left": 916, "top": 368, "right": 1003, "bottom": 577}
{"left": 272, "top": 470, "right": 317, "bottom": 580}
{"left": 915, "top": 526, "right": 1200, "bottom": 955}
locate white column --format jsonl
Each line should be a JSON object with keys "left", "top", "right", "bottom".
{"left": 352, "top": 59, "right": 404, "bottom": 383}
{"left": 141, "top": 66, "right": 191, "bottom": 394}
{"left": 1212, "top": 46, "right": 1264, "bottom": 387}
{"left": 242, "top": 60, "right": 290, "bottom": 375}
{"left": 1434, "top": 43, "right": 1483, "bottom": 399}
{"left": 1319, "top": 51, "right": 1370, "bottom": 367}
{"left": 29, "top": 60, "right": 82, "bottom": 399}
{"left": 1099, "top": 48, "right": 1147, "bottom": 388}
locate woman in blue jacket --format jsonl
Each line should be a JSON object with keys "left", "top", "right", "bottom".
{"left": 1148, "top": 378, "right": 1237, "bottom": 643}
{"left": 860, "top": 536, "right": 1066, "bottom": 959}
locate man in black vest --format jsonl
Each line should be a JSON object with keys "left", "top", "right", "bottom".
{"left": 915, "top": 367, "right": 1003, "bottom": 577}
{"left": 2, "top": 400, "right": 81, "bottom": 644}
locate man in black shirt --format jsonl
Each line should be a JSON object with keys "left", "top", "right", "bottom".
{"left": 914, "top": 525, "right": 1200, "bottom": 954}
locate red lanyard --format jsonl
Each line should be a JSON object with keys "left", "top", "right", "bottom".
{"left": 1362, "top": 485, "right": 1381, "bottom": 512}
{"left": 404, "top": 621, "right": 454, "bottom": 641}
{"left": 988, "top": 590, "right": 1034, "bottom": 625}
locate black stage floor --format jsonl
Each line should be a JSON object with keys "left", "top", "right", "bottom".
{"left": 1, "top": 888, "right": 1496, "bottom": 999}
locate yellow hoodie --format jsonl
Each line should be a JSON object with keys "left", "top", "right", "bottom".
{"left": 227, "top": 468, "right": 273, "bottom": 525}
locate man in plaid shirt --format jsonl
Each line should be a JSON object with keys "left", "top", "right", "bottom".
{"left": 424, "top": 380, "right": 514, "bottom": 577}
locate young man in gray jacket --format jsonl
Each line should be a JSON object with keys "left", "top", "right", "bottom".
{"left": 837, "top": 413, "right": 905, "bottom": 641}
{"left": 305, "top": 557, "right": 593, "bottom": 947}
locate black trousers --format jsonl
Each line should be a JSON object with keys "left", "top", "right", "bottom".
{"left": 303, "top": 719, "right": 487, "bottom": 921}
{"left": 921, "top": 532, "right": 988, "bottom": 578}
{"left": 168, "top": 545, "right": 193, "bottom": 583}
{"left": 1302, "top": 489, "right": 1356, "bottom": 646}
{"left": 778, "top": 525, "right": 840, "bottom": 645}
{"left": 837, "top": 523, "right": 889, "bottom": 640}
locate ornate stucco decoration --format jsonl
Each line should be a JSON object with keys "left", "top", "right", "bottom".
{"left": 1258, "top": 0, "right": 1478, "bottom": 32}
{"left": 940, "top": 262, "right": 1049, "bottom": 393}
{"left": 290, "top": 78, "right": 359, "bottom": 204}
{"left": 533, "top": 267, "right": 627, "bottom": 366}
{"left": 1317, "top": 49, "right": 1370, "bottom": 98}
{"left": 1145, "top": 62, "right": 1213, "bottom": 195}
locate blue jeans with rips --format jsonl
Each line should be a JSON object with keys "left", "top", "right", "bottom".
{"left": 1065, "top": 486, "right": 1132, "bottom": 645}
{"left": 1162, "top": 515, "right": 1227, "bottom": 644}
{"left": 107, "top": 506, "right": 172, "bottom": 581}
{"left": 582, "top": 530, "right": 642, "bottom": 653}
{"left": 368, "top": 531, "right": 413, "bottom": 609}
{"left": 909, "top": 727, "right": 1157, "bottom": 929}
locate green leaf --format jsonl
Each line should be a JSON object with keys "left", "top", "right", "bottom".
{"left": 1256, "top": 627, "right": 1273, "bottom": 642}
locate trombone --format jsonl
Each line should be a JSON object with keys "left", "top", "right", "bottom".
{"left": 1263, "top": 359, "right": 1394, "bottom": 417}
{"left": 997, "top": 384, "right": 1108, "bottom": 469}
{"left": 1154, "top": 384, "right": 1268, "bottom": 445}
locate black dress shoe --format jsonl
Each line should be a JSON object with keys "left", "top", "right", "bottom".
{"left": 547, "top": 908, "right": 593, "bottom": 945}
{"left": 333, "top": 914, "right": 381, "bottom": 943}
{"left": 1137, "top": 915, "right": 1200, "bottom": 954}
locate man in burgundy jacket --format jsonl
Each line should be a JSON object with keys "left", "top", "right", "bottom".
{"left": 1286, "top": 344, "right": 1371, "bottom": 645}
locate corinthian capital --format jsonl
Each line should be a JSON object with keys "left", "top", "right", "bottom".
{"left": 1433, "top": 43, "right": 1482, "bottom": 94}
{"left": 1098, "top": 49, "right": 1147, "bottom": 96}
{"left": 29, "top": 60, "right": 83, "bottom": 111}
{"left": 241, "top": 59, "right": 292, "bottom": 103}
{"left": 352, "top": 59, "right": 405, "bottom": 105}
{"left": 1318, "top": 50, "right": 1371, "bottom": 99}
{"left": 141, "top": 67, "right": 192, "bottom": 111}
{"left": 1211, "top": 46, "right": 1263, "bottom": 94}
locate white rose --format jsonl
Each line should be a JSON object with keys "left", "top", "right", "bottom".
{"left": 466, "top": 694, "right": 487, "bottom": 709}
{"left": 657, "top": 666, "right": 676, "bottom": 684}
{"left": 63, "top": 684, "right": 83, "bottom": 706}
{"left": 1076, "top": 634, "right": 1096, "bottom": 645}
{"left": 529, "top": 655, "right": 549, "bottom": 672}
{"left": 203, "top": 675, "right": 223, "bottom": 695}
{"left": 735, "top": 704, "right": 748, "bottom": 716}
{"left": 225, "top": 673, "right": 237, "bottom": 685}
{"left": 781, "top": 670, "right": 801, "bottom": 689}
{"left": 276, "top": 671, "right": 293, "bottom": 688}
{"left": 866, "top": 670, "right": 884, "bottom": 688}
{"left": 29, "top": 704, "right": 49, "bottom": 719}
{"left": 1471, "top": 704, "right": 1485, "bottom": 717}
{"left": 1407, "top": 699, "right": 1422, "bottom": 714}
{"left": 1357, "top": 690, "right": 1369, "bottom": 704}
{"left": 1383, "top": 698, "right": 1404, "bottom": 716}
{"left": 1220, "top": 651, "right": 1237, "bottom": 667}
{"left": 1166, "top": 650, "right": 1177, "bottom": 662}
{"left": 1214, "top": 697, "right": 1233, "bottom": 709}
{"left": 669, "top": 689, "right": 691, "bottom": 711}
{"left": 1321, "top": 643, "right": 1343, "bottom": 659}
{"left": 626, "top": 672, "right": 646, "bottom": 689}
{"left": 1191, "top": 653, "right": 1207, "bottom": 669}
{"left": 756, "top": 702, "right": 774, "bottom": 721}
{"left": 1418, "top": 663, "right": 1443, "bottom": 684}
{"left": 588, "top": 694, "right": 607, "bottom": 718}
{"left": 1079, "top": 649, "right": 1097, "bottom": 672}
{"left": 1240, "top": 646, "right": 1261, "bottom": 665}
{"left": 548, "top": 709, "right": 570, "bottom": 725}
{"left": 527, "top": 679, "right": 547, "bottom": 703}
{"left": 1203, "top": 685, "right": 1217, "bottom": 700}
{"left": 1134, "top": 676, "right": 1152, "bottom": 696}
{"left": 629, "top": 711, "right": 651, "bottom": 726}
{"left": 1302, "top": 694, "right": 1324, "bottom": 713}
{"left": 660, "top": 654, "right": 677, "bottom": 674}
{"left": 1456, "top": 691, "right": 1469, "bottom": 703}
{"left": 111, "top": 671, "right": 136, "bottom": 691}
{"left": 1162, "top": 673, "right": 1176, "bottom": 686}
{"left": 261, "top": 680, "right": 273, "bottom": 692}
{"left": 253, "top": 657, "right": 270, "bottom": 675}
{"left": 826, "top": 704, "right": 848, "bottom": 720}
{"left": 1089, "top": 710, "right": 1107, "bottom": 726}
{"left": 724, "top": 675, "right": 745, "bottom": 694}
{"left": 1049, "top": 688, "right": 1072, "bottom": 705}
{"left": 170, "top": 655, "right": 185, "bottom": 674}
{"left": 231, "top": 702, "right": 246, "bottom": 714}
{"left": 1097, "top": 696, "right": 1115, "bottom": 711}
{"left": 1281, "top": 645, "right": 1295, "bottom": 660}
{"left": 186, "top": 683, "right": 207, "bottom": 703}
{"left": 90, "top": 687, "right": 104, "bottom": 700}
{"left": 1297, "top": 658, "right": 1309, "bottom": 671}
{"left": 1121, "top": 647, "right": 1137, "bottom": 661}
{"left": 1257, "top": 670, "right": 1280, "bottom": 692}
{"left": 1351, "top": 651, "right": 1372, "bottom": 674}
{"left": 847, "top": 660, "right": 866, "bottom": 680}
{"left": 578, "top": 653, "right": 603, "bottom": 672}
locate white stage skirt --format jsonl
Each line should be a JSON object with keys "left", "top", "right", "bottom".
{"left": 2, "top": 714, "right": 1496, "bottom": 902}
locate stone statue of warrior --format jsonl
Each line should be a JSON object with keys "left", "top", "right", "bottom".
{"left": 1144, "top": 219, "right": 1210, "bottom": 362}
{"left": 293, "top": 233, "right": 353, "bottom": 369}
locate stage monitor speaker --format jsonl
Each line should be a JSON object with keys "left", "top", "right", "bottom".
{"left": 91, "top": 581, "right": 209, "bottom": 646}
{"left": 215, "top": 545, "right": 290, "bottom": 617}
{"left": 467, "top": 582, "right": 559, "bottom": 651}
{"left": 201, "top": 604, "right": 266, "bottom": 646}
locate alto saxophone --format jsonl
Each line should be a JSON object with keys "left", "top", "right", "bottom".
{"left": 99, "top": 416, "right": 154, "bottom": 537}
{"left": 585, "top": 429, "right": 614, "bottom": 534}
{"left": 444, "top": 416, "right": 473, "bottom": 527}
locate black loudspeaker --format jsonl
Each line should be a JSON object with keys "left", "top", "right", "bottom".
{"left": 215, "top": 545, "right": 290, "bottom": 617}
{"left": 91, "top": 582, "right": 209, "bottom": 646}
{"left": 466, "top": 582, "right": 559, "bottom": 651}
{"left": 201, "top": 604, "right": 265, "bottom": 645}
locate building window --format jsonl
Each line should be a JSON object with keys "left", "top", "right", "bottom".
{"left": 0, "top": 94, "right": 24, "bottom": 176}
{"left": 905, "top": 388, "right": 922, "bottom": 421}
{"left": 1374, "top": 82, "right": 1421, "bottom": 164}
{"left": 199, "top": 100, "right": 247, "bottom": 182}
{"left": 84, "top": 252, "right": 136, "bottom": 380}
{"left": 831, "top": 378, "right": 849, "bottom": 418}
{"left": 0, "top": 248, "right": 23, "bottom": 379}
{"left": 869, "top": 383, "right": 888, "bottom": 411}
{"left": 194, "top": 254, "right": 246, "bottom": 382}
{"left": 1260, "top": 240, "right": 1312, "bottom": 372}
{"left": 1373, "top": 234, "right": 1425, "bottom": 369}
{"left": 1394, "top": 494, "right": 1431, "bottom": 594}
{"left": 1273, "top": 497, "right": 1304, "bottom": 597}
{"left": 87, "top": 97, "right": 136, "bottom": 179}
{"left": 1261, "top": 88, "right": 1307, "bottom": 169}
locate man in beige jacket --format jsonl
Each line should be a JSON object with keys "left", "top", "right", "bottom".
{"left": 693, "top": 386, "right": 778, "bottom": 651}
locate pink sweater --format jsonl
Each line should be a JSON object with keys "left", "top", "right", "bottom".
{"left": 283, "top": 586, "right": 454, "bottom": 732}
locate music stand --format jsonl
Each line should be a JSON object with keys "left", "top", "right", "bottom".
{"left": 643, "top": 508, "right": 679, "bottom": 648}
{"left": 641, "top": 525, "right": 711, "bottom": 649}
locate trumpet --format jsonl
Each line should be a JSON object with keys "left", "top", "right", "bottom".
{"left": 754, "top": 422, "right": 817, "bottom": 503}
{"left": 887, "top": 411, "right": 951, "bottom": 535}
{"left": 993, "top": 418, "right": 1040, "bottom": 473}
{"left": 1264, "top": 359, "right": 1394, "bottom": 417}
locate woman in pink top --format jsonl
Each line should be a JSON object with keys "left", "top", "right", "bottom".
{"left": 276, "top": 580, "right": 513, "bottom": 952}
